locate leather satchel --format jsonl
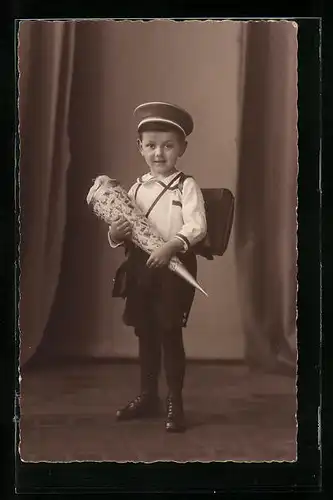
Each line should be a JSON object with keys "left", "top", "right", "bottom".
{"left": 193, "top": 188, "right": 235, "bottom": 260}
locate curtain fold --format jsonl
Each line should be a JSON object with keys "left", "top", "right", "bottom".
{"left": 235, "top": 21, "right": 298, "bottom": 375}
{"left": 18, "top": 21, "right": 76, "bottom": 365}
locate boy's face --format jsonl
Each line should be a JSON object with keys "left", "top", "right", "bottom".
{"left": 138, "top": 130, "right": 187, "bottom": 177}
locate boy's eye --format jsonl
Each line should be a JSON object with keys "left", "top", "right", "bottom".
{"left": 165, "top": 143, "right": 174, "bottom": 149}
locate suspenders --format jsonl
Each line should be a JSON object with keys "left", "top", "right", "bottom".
{"left": 135, "top": 172, "right": 183, "bottom": 218}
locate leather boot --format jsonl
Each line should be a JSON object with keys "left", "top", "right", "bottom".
{"left": 161, "top": 326, "right": 186, "bottom": 432}
{"left": 165, "top": 393, "right": 186, "bottom": 433}
{"left": 116, "top": 391, "right": 161, "bottom": 421}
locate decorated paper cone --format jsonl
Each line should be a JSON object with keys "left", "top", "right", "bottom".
{"left": 86, "top": 175, "right": 208, "bottom": 297}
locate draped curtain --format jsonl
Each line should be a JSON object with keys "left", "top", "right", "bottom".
{"left": 235, "top": 21, "right": 298, "bottom": 374}
{"left": 18, "top": 20, "right": 297, "bottom": 373}
{"left": 18, "top": 21, "right": 75, "bottom": 365}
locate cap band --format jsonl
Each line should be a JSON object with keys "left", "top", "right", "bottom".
{"left": 138, "top": 117, "right": 186, "bottom": 136}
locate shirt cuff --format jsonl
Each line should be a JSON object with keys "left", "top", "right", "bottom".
{"left": 174, "top": 234, "right": 190, "bottom": 253}
{"left": 107, "top": 229, "right": 123, "bottom": 248}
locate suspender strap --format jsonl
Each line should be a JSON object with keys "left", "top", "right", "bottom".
{"left": 145, "top": 172, "right": 182, "bottom": 218}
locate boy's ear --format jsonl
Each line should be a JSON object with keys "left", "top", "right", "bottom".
{"left": 179, "top": 140, "right": 188, "bottom": 157}
{"left": 137, "top": 138, "right": 143, "bottom": 155}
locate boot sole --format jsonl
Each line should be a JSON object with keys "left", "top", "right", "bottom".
{"left": 165, "top": 422, "right": 186, "bottom": 433}
{"left": 165, "top": 426, "right": 186, "bottom": 433}
{"left": 116, "top": 409, "right": 162, "bottom": 421}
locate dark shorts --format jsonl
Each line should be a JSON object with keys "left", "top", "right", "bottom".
{"left": 112, "top": 245, "right": 197, "bottom": 331}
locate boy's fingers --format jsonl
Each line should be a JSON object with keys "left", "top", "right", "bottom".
{"left": 151, "top": 259, "right": 162, "bottom": 268}
{"left": 146, "top": 256, "right": 155, "bottom": 267}
{"left": 117, "top": 221, "right": 129, "bottom": 230}
{"left": 119, "top": 220, "right": 130, "bottom": 228}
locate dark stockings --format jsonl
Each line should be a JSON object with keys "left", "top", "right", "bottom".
{"left": 135, "top": 324, "right": 185, "bottom": 397}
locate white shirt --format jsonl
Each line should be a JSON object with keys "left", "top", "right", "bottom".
{"left": 109, "top": 170, "right": 207, "bottom": 251}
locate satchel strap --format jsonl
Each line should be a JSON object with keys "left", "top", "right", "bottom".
{"left": 177, "top": 172, "right": 193, "bottom": 193}
{"left": 134, "top": 183, "right": 142, "bottom": 201}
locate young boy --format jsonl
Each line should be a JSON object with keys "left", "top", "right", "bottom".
{"left": 109, "top": 102, "right": 207, "bottom": 432}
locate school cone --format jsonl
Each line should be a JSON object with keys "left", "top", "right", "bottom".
{"left": 86, "top": 175, "right": 208, "bottom": 297}
{"left": 168, "top": 259, "right": 208, "bottom": 297}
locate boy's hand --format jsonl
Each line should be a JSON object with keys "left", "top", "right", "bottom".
{"left": 146, "top": 238, "right": 185, "bottom": 268}
{"left": 109, "top": 216, "right": 132, "bottom": 243}
{"left": 146, "top": 245, "right": 173, "bottom": 268}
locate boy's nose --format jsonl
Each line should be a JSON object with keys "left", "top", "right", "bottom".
{"left": 155, "top": 148, "right": 164, "bottom": 158}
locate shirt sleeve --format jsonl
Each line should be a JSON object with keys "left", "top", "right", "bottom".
{"left": 107, "top": 182, "right": 137, "bottom": 248}
{"left": 175, "top": 177, "right": 207, "bottom": 251}
{"left": 128, "top": 182, "right": 138, "bottom": 201}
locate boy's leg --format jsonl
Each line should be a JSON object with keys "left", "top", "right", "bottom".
{"left": 116, "top": 324, "right": 162, "bottom": 421}
{"left": 161, "top": 326, "right": 187, "bottom": 432}
{"left": 138, "top": 326, "right": 161, "bottom": 397}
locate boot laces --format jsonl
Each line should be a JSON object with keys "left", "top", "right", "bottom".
{"left": 128, "top": 394, "right": 144, "bottom": 409}
{"left": 167, "top": 397, "right": 176, "bottom": 417}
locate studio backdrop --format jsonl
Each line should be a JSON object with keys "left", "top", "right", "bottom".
{"left": 18, "top": 20, "right": 298, "bottom": 372}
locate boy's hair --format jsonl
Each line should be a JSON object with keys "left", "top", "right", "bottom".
{"left": 138, "top": 121, "right": 186, "bottom": 142}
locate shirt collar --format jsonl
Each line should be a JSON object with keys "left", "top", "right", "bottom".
{"left": 137, "top": 170, "right": 181, "bottom": 185}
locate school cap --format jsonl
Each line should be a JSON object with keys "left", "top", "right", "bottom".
{"left": 134, "top": 101, "right": 194, "bottom": 137}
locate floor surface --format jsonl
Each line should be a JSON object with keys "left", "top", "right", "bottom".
{"left": 19, "top": 362, "right": 297, "bottom": 463}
